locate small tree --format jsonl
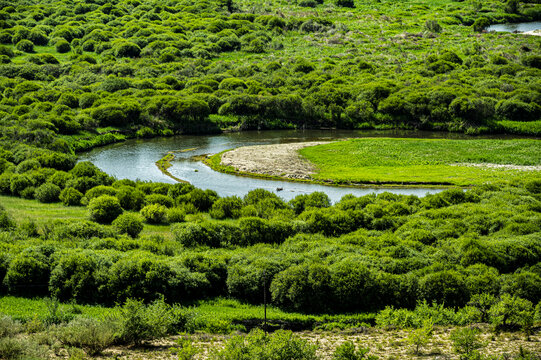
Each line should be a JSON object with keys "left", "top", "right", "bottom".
{"left": 332, "top": 341, "right": 377, "bottom": 360}
{"left": 468, "top": 293, "right": 497, "bottom": 323}
{"left": 406, "top": 320, "right": 433, "bottom": 355}
{"left": 489, "top": 294, "right": 535, "bottom": 340}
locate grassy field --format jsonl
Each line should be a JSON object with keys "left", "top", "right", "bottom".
{"left": 299, "top": 138, "right": 541, "bottom": 186}
{"left": 0, "top": 296, "right": 373, "bottom": 332}
{"left": 0, "top": 195, "right": 172, "bottom": 239}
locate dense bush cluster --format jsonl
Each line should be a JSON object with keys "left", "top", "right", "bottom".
{"left": 0, "top": 179, "right": 539, "bottom": 315}
{"left": 0, "top": 0, "right": 539, "bottom": 162}
{"left": 0, "top": 0, "right": 539, "bottom": 336}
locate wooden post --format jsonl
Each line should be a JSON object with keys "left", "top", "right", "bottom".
{"left": 263, "top": 270, "right": 267, "bottom": 334}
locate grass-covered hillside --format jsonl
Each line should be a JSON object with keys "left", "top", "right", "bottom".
{"left": 0, "top": 0, "right": 540, "bottom": 157}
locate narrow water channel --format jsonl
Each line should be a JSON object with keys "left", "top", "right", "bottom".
{"left": 80, "top": 130, "right": 512, "bottom": 203}
{"left": 487, "top": 21, "right": 541, "bottom": 33}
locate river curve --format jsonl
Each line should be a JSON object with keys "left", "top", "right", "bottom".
{"left": 79, "top": 129, "right": 512, "bottom": 202}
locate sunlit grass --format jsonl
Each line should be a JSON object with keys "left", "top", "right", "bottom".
{"left": 0, "top": 195, "right": 173, "bottom": 239}
{"left": 300, "top": 138, "right": 541, "bottom": 186}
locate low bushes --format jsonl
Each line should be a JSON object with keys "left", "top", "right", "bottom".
{"left": 212, "top": 329, "right": 318, "bottom": 360}
{"left": 55, "top": 317, "right": 116, "bottom": 356}
{"left": 112, "top": 213, "right": 144, "bottom": 238}
{"left": 88, "top": 195, "right": 123, "bottom": 223}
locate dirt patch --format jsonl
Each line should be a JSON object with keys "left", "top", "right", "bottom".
{"left": 220, "top": 142, "right": 332, "bottom": 180}
{"left": 62, "top": 327, "right": 540, "bottom": 359}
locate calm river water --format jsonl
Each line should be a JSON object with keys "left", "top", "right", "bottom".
{"left": 487, "top": 21, "right": 541, "bottom": 33}
{"left": 80, "top": 130, "right": 509, "bottom": 203}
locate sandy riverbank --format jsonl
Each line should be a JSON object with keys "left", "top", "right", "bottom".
{"left": 218, "top": 141, "right": 541, "bottom": 184}
{"left": 220, "top": 141, "right": 331, "bottom": 180}
{"left": 524, "top": 29, "right": 541, "bottom": 36}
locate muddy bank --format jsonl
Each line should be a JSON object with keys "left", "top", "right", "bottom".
{"left": 220, "top": 141, "right": 332, "bottom": 180}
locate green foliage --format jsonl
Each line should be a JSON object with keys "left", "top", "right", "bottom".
{"left": 15, "top": 39, "right": 33, "bottom": 53}
{"left": 472, "top": 18, "right": 490, "bottom": 32}
{"left": 112, "top": 213, "right": 144, "bottom": 238}
{"left": 88, "top": 195, "right": 123, "bottom": 223}
{"left": 55, "top": 317, "right": 116, "bottom": 356}
{"left": 489, "top": 294, "right": 534, "bottom": 336}
{"left": 3, "top": 252, "right": 49, "bottom": 296}
{"left": 140, "top": 203, "right": 168, "bottom": 224}
{"left": 55, "top": 39, "right": 71, "bottom": 53}
{"left": 59, "top": 187, "right": 83, "bottom": 206}
{"left": 336, "top": 0, "right": 355, "bottom": 8}
{"left": 406, "top": 320, "right": 433, "bottom": 355}
{"left": 34, "top": 182, "right": 61, "bottom": 203}
{"left": 170, "top": 335, "right": 199, "bottom": 360}
{"left": 116, "top": 298, "right": 177, "bottom": 346}
{"left": 212, "top": 329, "right": 318, "bottom": 360}
{"left": 210, "top": 196, "right": 243, "bottom": 219}
{"left": 332, "top": 341, "right": 377, "bottom": 360}
{"left": 450, "top": 327, "right": 484, "bottom": 358}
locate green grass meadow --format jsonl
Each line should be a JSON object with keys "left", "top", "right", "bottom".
{"left": 0, "top": 195, "right": 172, "bottom": 239}
{"left": 299, "top": 138, "right": 541, "bottom": 186}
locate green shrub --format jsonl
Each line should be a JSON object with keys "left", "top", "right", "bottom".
{"left": 332, "top": 341, "right": 377, "bottom": 360}
{"left": 117, "top": 186, "right": 146, "bottom": 211}
{"left": 85, "top": 185, "right": 118, "bottom": 200}
{"left": 0, "top": 316, "right": 21, "bottom": 338}
{"left": 9, "top": 174, "right": 32, "bottom": 196}
{"left": 210, "top": 196, "right": 243, "bottom": 219}
{"left": 16, "top": 159, "right": 40, "bottom": 173}
{"left": 489, "top": 294, "right": 534, "bottom": 336}
{"left": 59, "top": 187, "right": 83, "bottom": 206}
{"left": 20, "top": 186, "right": 36, "bottom": 199}
{"left": 472, "top": 18, "right": 490, "bottom": 32}
{"left": 55, "top": 39, "right": 71, "bottom": 53}
{"left": 212, "top": 329, "right": 318, "bottom": 360}
{"left": 88, "top": 195, "right": 123, "bottom": 224}
{"left": 522, "top": 55, "right": 541, "bottom": 69}
{"left": 167, "top": 207, "right": 186, "bottom": 223}
{"left": 112, "top": 213, "right": 144, "bottom": 238}
{"left": 145, "top": 193, "right": 174, "bottom": 208}
{"left": 34, "top": 182, "right": 61, "bottom": 203}
{"left": 15, "top": 39, "right": 33, "bottom": 53}
{"left": 56, "top": 317, "right": 116, "bottom": 356}
{"left": 4, "top": 253, "right": 50, "bottom": 296}
{"left": 450, "top": 327, "right": 483, "bottom": 357}
{"left": 140, "top": 203, "right": 168, "bottom": 224}
{"left": 49, "top": 250, "right": 105, "bottom": 303}
{"left": 116, "top": 298, "right": 174, "bottom": 346}
{"left": 0, "top": 208, "right": 15, "bottom": 230}
{"left": 335, "top": 0, "right": 355, "bottom": 8}
{"left": 114, "top": 42, "right": 141, "bottom": 58}
{"left": 0, "top": 337, "right": 25, "bottom": 360}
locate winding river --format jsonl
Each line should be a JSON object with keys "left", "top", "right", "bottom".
{"left": 80, "top": 130, "right": 512, "bottom": 202}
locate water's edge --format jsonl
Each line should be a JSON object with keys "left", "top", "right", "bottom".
{"left": 81, "top": 129, "right": 533, "bottom": 202}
